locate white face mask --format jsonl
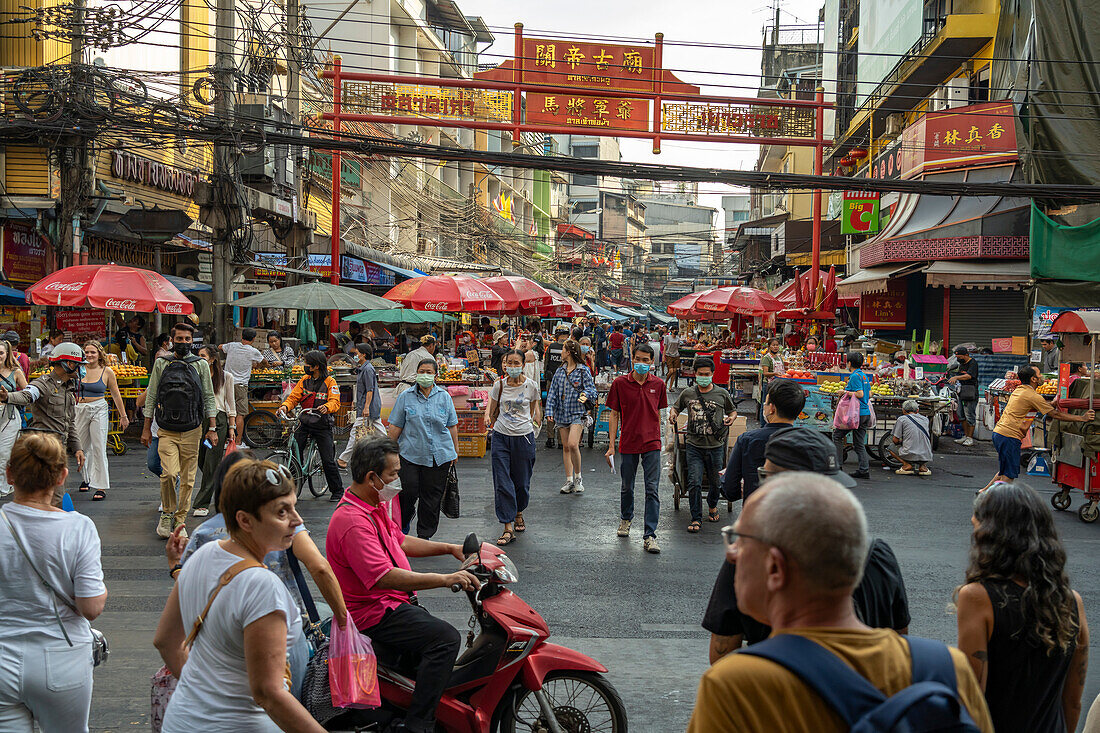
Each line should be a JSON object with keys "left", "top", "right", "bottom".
{"left": 377, "top": 476, "right": 402, "bottom": 502}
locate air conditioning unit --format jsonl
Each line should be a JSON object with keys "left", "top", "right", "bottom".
{"left": 945, "top": 76, "right": 969, "bottom": 109}
{"left": 885, "top": 114, "right": 904, "bottom": 135}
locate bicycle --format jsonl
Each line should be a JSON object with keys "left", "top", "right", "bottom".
{"left": 267, "top": 408, "right": 327, "bottom": 498}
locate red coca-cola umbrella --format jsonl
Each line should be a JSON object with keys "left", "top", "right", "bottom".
{"left": 667, "top": 289, "right": 717, "bottom": 318}
{"left": 693, "top": 286, "right": 785, "bottom": 317}
{"left": 536, "top": 291, "right": 586, "bottom": 318}
{"left": 383, "top": 275, "right": 506, "bottom": 312}
{"left": 481, "top": 276, "right": 555, "bottom": 314}
{"left": 27, "top": 264, "right": 194, "bottom": 314}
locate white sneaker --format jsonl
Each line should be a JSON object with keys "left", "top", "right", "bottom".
{"left": 961, "top": 437, "right": 974, "bottom": 446}
{"left": 572, "top": 478, "right": 584, "bottom": 494}
{"left": 238, "top": 441, "right": 251, "bottom": 450}
{"left": 559, "top": 478, "right": 576, "bottom": 494}
{"left": 954, "top": 436, "right": 968, "bottom": 444}
{"left": 617, "top": 519, "right": 631, "bottom": 536}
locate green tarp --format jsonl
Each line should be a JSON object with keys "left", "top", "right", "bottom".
{"left": 1030, "top": 203, "right": 1100, "bottom": 281}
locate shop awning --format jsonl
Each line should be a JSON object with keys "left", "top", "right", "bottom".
{"left": 587, "top": 302, "right": 629, "bottom": 321}
{"left": 165, "top": 274, "right": 212, "bottom": 293}
{"left": 837, "top": 263, "right": 924, "bottom": 296}
{"left": 921, "top": 260, "right": 1030, "bottom": 290}
{"left": 0, "top": 284, "right": 25, "bottom": 306}
{"left": 375, "top": 261, "right": 423, "bottom": 280}
{"left": 648, "top": 309, "right": 677, "bottom": 324}
{"left": 614, "top": 305, "right": 646, "bottom": 318}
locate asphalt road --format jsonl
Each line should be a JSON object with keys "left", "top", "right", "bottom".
{"left": 41, "top": 420, "right": 1100, "bottom": 732}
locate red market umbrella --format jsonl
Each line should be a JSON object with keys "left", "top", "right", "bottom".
{"left": 693, "top": 286, "right": 784, "bottom": 317}
{"left": 383, "top": 274, "right": 506, "bottom": 312}
{"left": 27, "top": 264, "right": 194, "bottom": 314}
{"left": 537, "top": 291, "right": 586, "bottom": 318}
{"left": 481, "top": 276, "right": 555, "bottom": 314}
{"left": 667, "top": 289, "right": 717, "bottom": 318}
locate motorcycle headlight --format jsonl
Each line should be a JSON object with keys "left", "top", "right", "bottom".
{"left": 494, "top": 553, "right": 520, "bottom": 584}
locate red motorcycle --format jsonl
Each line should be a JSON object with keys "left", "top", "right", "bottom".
{"left": 329, "top": 533, "right": 627, "bottom": 733}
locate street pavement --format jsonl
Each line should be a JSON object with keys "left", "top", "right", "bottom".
{"left": 49, "top": 414, "right": 1100, "bottom": 732}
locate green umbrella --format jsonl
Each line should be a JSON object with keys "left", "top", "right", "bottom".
{"left": 227, "top": 282, "right": 398, "bottom": 311}
{"left": 345, "top": 309, "right": 455, "bottom": 325}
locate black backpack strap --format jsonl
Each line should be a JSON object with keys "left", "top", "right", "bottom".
{"left": 737, "top": 633, "right": 886, "bottom": 726}
{"left": 286, "top": 545, "right": 320, "bottom": 624}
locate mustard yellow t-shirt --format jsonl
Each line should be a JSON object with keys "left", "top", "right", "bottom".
{"left": 993, "top": 385, "right": 1054, "bottom": 441}
{"left": 686, "top": 627, "right": 993, "bottom": 733}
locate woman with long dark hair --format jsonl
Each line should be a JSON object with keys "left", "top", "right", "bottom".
{"left": 956, "top": 481, "right": 1089, "bottom": 732}
{"left": 278, "top": 350, "right": 343, "bottom": 501}
{"left": 192, "top": 346, "right": 236, "bottom": 517}
{"left": 545, "top": 338, "right": 597, "bottom": 496}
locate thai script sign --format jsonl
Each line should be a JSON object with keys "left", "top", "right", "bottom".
{"left": 2, "top": 222, "right": 48, "bottom": 284}
{"left": 110, "top": 150, "right": 199, "bottom": 197}
{"left": 341, "top": 82, "right": 512, "bottom": 123}
{"left": 661, "top": 101, "right": 814, "bottom": 138}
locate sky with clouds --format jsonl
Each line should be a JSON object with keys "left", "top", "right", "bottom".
{"left": 457, "top": 0, "right": 826, "bottom": 228}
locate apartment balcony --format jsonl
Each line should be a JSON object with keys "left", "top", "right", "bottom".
{"left": 830, "top": 1, "right": 998, "bottom": 160}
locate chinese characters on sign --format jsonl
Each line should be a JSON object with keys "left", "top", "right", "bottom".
{"left": 890, "top": 100, "right": 1017, "bottom": 178}
{"left": 2, "top": 222, "right": 48, "bottom": 283}
{"left": 841, "top": 192, "right": 881, "bottom": 235}
{"left": 661, "top": 101, "right": 815, "bottom": 138}
{"left": 526, "top": 93, "right": 649, "bottom": 131}
{"left": 342, "top": 82, "right": 513, "bottom": 123}
{"left": 522, "top": 38, "right": 656, "bottom": 92}
{"left": 860, "top": 284, "right": 907, "bottom": 330}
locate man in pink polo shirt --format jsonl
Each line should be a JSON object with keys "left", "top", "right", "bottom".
{"left": 327, "top": 436, "right": 480, "bottom": 733}
{"left": 605, "top": 342, "right": 667, "bottom": 554}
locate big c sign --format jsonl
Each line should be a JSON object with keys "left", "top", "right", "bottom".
{"left": 841, "top": 191, "right": 881, "bottom": 235}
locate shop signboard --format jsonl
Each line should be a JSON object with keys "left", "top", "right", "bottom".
{"left": 2, "top": 222, "right": 48, "bottom": 284}
{"left": 1033, "top": 305, "right": 1100, "bottom": 337}
{"left": 860, "top": 283, "right": 907, "bottom": 330}
{"left": 841, "top": 191, "right": 881, "bottom": 234}
{"left": 526, "top": 93, "right": 649, "bottom": 132}
{"left": 520, "top": 38, "right": 658, "bottom": 93}
{"left": 341, "top": 255, "right": 368, "bottom": 283}
{"left": 361, "top": 261, "right": 395, "bottom": 287}
{"left": 56, "top": 308, "right": 106, "bottom": 337}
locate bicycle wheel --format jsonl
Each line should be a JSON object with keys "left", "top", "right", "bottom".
{"left": 268, "top": 450, "right": 303, "bottom": 497}
{"left": 304, "top": 446, "right": 327, "bottom": 497}
{"left": 243, "top": 409, "right": 282, "bottom": 448}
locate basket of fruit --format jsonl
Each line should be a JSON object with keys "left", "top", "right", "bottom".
{"left": 1037, "top": 379, "right": 1058, "bottom": 396}
{"left": 818, "top": 380, "right": 844, "bottom": 395}
{"left": 111, "top": 364, "right": 148, "bottom": 382}
{"left": 784, "top": 369, "right": 816, "bottom": 383}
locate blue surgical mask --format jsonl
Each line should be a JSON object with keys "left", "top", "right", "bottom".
{"left": 77, "top": 365, "right": 87, "bottom": 380}
{"left": 696, "top": 375, "right": 712, "bottom": 387}
{"left": 506, "top": 366, "right": 523, "bottom": 379}
{"left": 581, "top": 345, "right": 591, "bottom": 354}
{"left": 633, "top": 363, "right": 651, "bottom": 376}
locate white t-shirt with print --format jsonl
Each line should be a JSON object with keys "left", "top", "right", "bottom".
{"left": 162, "top": 541, "right": 301, "bottom": 733}
{"left": 490, "top": 377, "right": 540, "bottom": 436}
{"left": 221, "top": 341, "right": 264, "bottom": 386}
{"left": 0, "top": 504, "right": 105, "bottom": 644}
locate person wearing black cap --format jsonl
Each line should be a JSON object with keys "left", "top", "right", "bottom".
{"left": 948, "top": 345, "right": 980, "bottom": 447}
{"left": 721, "top": 379, "right": 804, "bottom": 505}
{"left": 701, "top": 426, "right": 910, "bottom": 663}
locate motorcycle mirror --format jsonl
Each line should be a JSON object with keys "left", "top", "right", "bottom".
{"left": 462, "top": 532, "right": 480, "bottom": 557}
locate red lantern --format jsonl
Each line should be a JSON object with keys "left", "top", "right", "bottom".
{"left": 849, "top": 147, "right": 869, "bottom": 159}
{"left": 839, "top": 156, "right": 855, "bottom": 167}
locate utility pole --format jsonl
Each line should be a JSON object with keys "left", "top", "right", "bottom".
{"left": 210, "top": 0, "right": 236, "bottom": 344}
{"left": 285, "top": 0, "right": 304, "bottom": 288}
{"left": 57, "top": 0, "right": 89, "bottom": 271}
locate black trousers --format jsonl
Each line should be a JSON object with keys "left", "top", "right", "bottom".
{"left": 398, "top": 458, "right": 449, "bottom": 538}
{"left": 295, "top": 421, "right": 344, "bottom": 497}
{"left": 365, "top": 603, "right": 460, "bottom": 733}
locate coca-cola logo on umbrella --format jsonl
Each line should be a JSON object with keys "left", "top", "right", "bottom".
{"left": 162, "top": 304, "right": 184, "bottom": 314}
{"left": 423, "top": 302, "right": 449, "bottom": 311}
{"left": 44, "top": 281, "right": 87, "bottom": 292}
{"left": 104, "top": 298, "right": 138, "bottom": 310}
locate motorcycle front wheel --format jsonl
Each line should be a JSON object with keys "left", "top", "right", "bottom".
{"left": 500, "top": 671, "right": 628, "bottom": 733}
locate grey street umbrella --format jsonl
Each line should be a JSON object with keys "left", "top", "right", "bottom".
{"left": 225, "top": 282, "right": 399, "bottom": 311}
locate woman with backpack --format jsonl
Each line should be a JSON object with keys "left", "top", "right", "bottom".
{"left": 956, "top": 481, "right": 1089, "bottom": 733}
{"left": 277, "top": 350, "right": 343, "bottom": 502}
{"left": 545, "top": 339, "right": 597, "bottom": 496}
{"left": 487, "top": 350, "right": 541, "bottom": 546}
{"left": 0, "top": 340, "right": 27, "bottom": 496}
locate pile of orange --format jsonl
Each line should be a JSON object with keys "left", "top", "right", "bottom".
{"left": 784, "top": 370, "right": 815, "bottom": 379}
{"left": 111, "top": 364, "right": 147, "bottom": 380}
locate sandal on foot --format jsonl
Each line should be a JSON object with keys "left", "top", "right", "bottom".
{"left": 514, "top": 513, "right": 526, "bottom": 532}
{"left": 79, "top": 482, "right": 90, "bottom": 492}
{"left": 496, "top": 530, "right": 516, "bottom": 546}
{"left": 687, "top": 520, "right": 701, "bottom": 533}
{"left": 91, "top": 489, "right": 106, "bottom": 501}
{"left": 708, "top": 508, "right": 720, "bottom": 522}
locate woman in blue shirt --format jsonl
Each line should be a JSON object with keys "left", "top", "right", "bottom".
{"left": 387, "top": 358, "right": 459, "bottom": 538}
{"left": 832, "top": 350, "right": 873, "bottom": 479}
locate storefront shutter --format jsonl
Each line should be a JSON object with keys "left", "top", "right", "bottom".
{"left": 948, "top": 288, "right": 1028, "bottom": 349}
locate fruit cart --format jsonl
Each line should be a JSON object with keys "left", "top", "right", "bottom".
{"left": 1042, "top": 309, "right": 1100, "bottom": 522}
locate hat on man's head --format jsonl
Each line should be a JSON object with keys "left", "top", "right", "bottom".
{"left": 554, "top": 324, "right": 570, "bottom": 335}
{"left": 764, "top": 426, "right": 857, "bottom": 488}
{"left": 953, "top": 345, "right": 970, "bottom": 356}
{"left": 493, "top": 330, "right": 508, "bottom": 342}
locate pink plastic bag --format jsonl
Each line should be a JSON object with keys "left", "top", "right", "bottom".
{"left": 328, "top": 614, "right": 381, "bottom": 709}
{"left": 833, "top": 393, "right": 861, "bottom": 430}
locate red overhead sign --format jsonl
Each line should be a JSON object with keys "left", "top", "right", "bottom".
{"left": 520, "top": 38, "right": 658, "bottom": 93}
{"left": 860, "top": 283, "right": 907, "bottom": 330}
{"left": 2, "top": 222, "right": 48, "bottom": 284}
{"left": 527, "top": 93, "right": 649, "bottom": 132}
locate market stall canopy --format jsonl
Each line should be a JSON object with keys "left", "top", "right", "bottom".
{"left": 837, "top": 263, "right": 925, "bottom": 296}
{"left": 613, "top": 304, "right": 646, "bottom": 318}
{"left": 481, "top": 276, "right": 555, "bottom": 313}
{"left": 922, "top": 260, "right": 1030, "bottom": 290}
{"left": 1049, "top": 310, "right": 1100, "bottom": 335}
{"left": 384, "top": 275, "right": 506, "bottom": 312}
{"left": 537, "top": 291, "right": 586, "bottom": 318}
{"left": 27, "top": 264, "right": 193, "bottom": 314}
{"left": 165, "top": 274, "right": 212, "bottom": 293}
{"left": 666, "top": 289, "right": 716, "bottom": 317}
{"left": 648, "top": 309, "right": 677, "bottom": 325}
{"left": 0, "top": 284, "right": 25, "bottom": 306}
{"left": 227, "top": 282, "right": 398, "bottom": 311}
{"left": 345, "top": 309, "right": 454, "bottom": 325}
{"left": 587, "top": 301, "right": 629, "bottom": 321}
{"left": 692, "top": 286, "right": 785, "bottom": 317}
{"left": 772, "top": 271, "right": 859, "bottom": 307}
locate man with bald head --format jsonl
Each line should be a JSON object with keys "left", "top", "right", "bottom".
{"left": 688, "top": 473, "right": 993, "bottom": 732}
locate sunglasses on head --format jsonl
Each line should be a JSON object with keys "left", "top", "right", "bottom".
{"left": 265, "top": 464, "right": 293, "bottom": 486}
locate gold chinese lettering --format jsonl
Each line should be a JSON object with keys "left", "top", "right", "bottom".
{"left": 594, "top": 49, "right": 613, "bottom": 70}
{"left": 593, "top": 99, "right": 609, "bottom": 118}
{"left": 617, "top": 100, "right": 633, "bottom": 119}
{"left": 943, "top": 129, "right": 961, "bottom": 146}
{"left": 563, "top": 45, "right": 585, "bottom": 70}
{"left": 965, "top": 126, "right": 982, "bottom": 144}
{"left": 567, "top": 98, "right": 585, "bottom": 115}
{"left": 542, "top": 96, "right": 560, "bottom": 114}
{"left": 534, "top": 44, "right": 556, "bottom": 68}
{"left": 622, "top": 50, "right": 643, "bottom": 74}
{"left": 988, "top": 122, "right": 1005, "bottom": 139}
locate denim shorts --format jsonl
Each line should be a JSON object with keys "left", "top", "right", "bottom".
{"left": 992, "top": 432, "right": 1021, "bottom": 479}
{"left": 959, "top": 399, "right": 978, "bottom": 425}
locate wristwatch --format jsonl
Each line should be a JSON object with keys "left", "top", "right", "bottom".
{"left": 169, "top": 563, "right": 182, "bottom": 578}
